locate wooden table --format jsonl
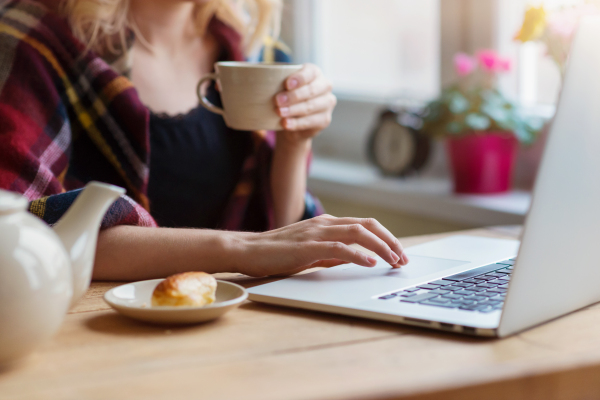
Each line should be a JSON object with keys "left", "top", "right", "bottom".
{"left": 3, "top": 227, "right": 600, "bottom": 400}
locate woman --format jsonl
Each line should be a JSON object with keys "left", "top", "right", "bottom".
{"left": 0, "top": 0, "right": 409, "bottom": 280}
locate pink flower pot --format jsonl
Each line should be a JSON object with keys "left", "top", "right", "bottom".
{"left": 446, "top": 132, "right": 518, "bottom": 194}
{"left": 514, "top": 122, "right": 551, "bottom": 190}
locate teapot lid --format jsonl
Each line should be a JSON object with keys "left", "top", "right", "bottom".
{"left": 0, "top": 189, "right": 28, "bottom": 215}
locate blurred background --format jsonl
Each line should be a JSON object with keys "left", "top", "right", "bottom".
{"left": 278, "top": 0, "right": 596, "bottom": 237}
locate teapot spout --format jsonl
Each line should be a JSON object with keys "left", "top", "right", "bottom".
{"left": 53, "top": 182, "right": 125, "bottom": 306}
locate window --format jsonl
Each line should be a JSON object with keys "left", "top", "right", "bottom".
{"left": 312, "top": 0, "right": 440, "bottom": 100}
{"left": 285, "top": 0, "right": 441, "bottom": 162}
{"left": 284, "top": 0, "right": 585, "bottom": 162}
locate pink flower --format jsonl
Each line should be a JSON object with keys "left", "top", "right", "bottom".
{"left": 477, "top": 49, "right": 500, "bottom": 72}
{"left": 476, "top": 50, "right": 512, "bottom": 73}
{"left": 454, "top": 53, "right": 476, "bottom": 76}
{"left": 497, "top": 57, "right": 512, "bottom": 72}
{"left": 548, "top": 9, "right": 580, "bottom": 39}
{"left": 547, "top": 5, "right": 600, "bottom": 40}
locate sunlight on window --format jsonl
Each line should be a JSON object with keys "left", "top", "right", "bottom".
{"left": 313, "top": 0, "right": 440, "bottom": 100}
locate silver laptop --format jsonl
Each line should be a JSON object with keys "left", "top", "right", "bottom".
{"left": 248, "top": 17, "right": 600, "bottom": 337}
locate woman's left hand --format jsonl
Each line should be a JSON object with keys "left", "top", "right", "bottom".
{"left": 275, "top": 63, "right": 337, "bottom": 140}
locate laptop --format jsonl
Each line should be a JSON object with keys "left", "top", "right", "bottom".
{"left": 248, "top": 17, "right": 600, "bottom": 337}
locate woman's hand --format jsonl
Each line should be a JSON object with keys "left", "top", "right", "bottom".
{"left": 233, "top": 214, "right": 410, "bottom": 277}
{"left": 275, "top": 64, "right": 337, "bottom": 141}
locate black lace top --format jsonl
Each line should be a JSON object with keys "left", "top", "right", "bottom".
{"left": 147, "top": 83, "right": 252, "bottom": 228}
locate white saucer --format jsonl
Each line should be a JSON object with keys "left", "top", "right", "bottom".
{"left": 104, "top": 279, "right": 248, "bottom": 325}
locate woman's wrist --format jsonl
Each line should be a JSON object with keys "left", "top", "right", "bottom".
{"left": 275, "top": 132, "right": 313, "bottom": 152}
{"left": 271, "top": 132, "right": 311, "bottom": 228}
{"left": 216, "top": 230, "right": 259, "bottom": 275}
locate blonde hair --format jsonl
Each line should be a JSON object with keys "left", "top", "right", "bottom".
{"left": 59, "top": 0, "right": 282, "bottom": 58}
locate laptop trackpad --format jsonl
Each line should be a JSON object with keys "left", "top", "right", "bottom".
{"left": 384, "top": 255, "right": 469, "bottom": 279}
{"left": 329, "top": 255, "right": 469, "bottom": 280}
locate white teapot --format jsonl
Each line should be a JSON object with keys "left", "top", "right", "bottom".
{"left": 0, "top": 182, "right": 124, "bottom": 366}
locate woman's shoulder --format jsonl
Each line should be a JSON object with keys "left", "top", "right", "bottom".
{"left": 1, "top": 0, "right": 65, "bottom": 28}
{"left": 0, "top": 0, "right": 134, "bottom": 112}
{"left": 0, "top": 0, "right": 82, "bottom": 57}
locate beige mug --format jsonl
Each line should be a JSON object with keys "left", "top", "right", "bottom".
{"left": 197, "top": 61, "right": 303, "bottom": 131}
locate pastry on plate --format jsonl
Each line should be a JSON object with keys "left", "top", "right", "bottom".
{"left": 151, "top": 272, "right": 217, "bottom": 307}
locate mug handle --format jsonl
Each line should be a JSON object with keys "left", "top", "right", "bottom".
{"left": 197, "top": 73, "right": 224, "bottom": 116}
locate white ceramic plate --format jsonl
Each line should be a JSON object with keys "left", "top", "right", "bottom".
{"left": 104, "top": 279, "right": 248, "bottom": 325}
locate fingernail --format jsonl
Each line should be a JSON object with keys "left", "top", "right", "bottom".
{"left": 277, "top": 94, "right": 288, "bottom": 106}
{"left": 390, "top": 251, "right": 400, "bottom": 263}
{"left": 401, "top": 253, "right": 409, "bottom": 264}
{"left": 279, "top": 107, "right": 289, "bottom": 117}
{"left": 367, "top": 256, "right": 377, "bottom": 266}
{"left": 284, "top": 118, "right": 295, "bottom": 130}
{"left": 288, "top": 78, "right": 298, "bottom": 89}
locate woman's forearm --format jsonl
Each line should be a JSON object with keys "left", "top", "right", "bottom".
{"left": 93, "top": 214, "right": 409, "bottom": 281}
{"left": 93, "top": 225, "right": 246, "bottom": 281}
{"left": 271, "top": 136, "right": 312, "bottom": 228}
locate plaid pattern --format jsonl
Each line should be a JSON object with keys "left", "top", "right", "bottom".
{"left": 0, "top": 0, "right": 323, "bottom": 231}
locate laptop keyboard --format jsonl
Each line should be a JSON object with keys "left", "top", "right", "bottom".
{"left": 377, "top": 259, "right": 515, "bottom": 313}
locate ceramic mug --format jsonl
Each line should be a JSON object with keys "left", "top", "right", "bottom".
{"left": 197, "top": 62, "right": 303, "bottom": 131}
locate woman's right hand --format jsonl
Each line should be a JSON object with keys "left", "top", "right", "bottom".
{"left": 232, "top": 215, "right": 409, "bottom": 277}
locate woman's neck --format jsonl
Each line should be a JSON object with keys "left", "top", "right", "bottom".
{"left": 129, "top": 0, "right": 200, "bottom": 55}
{"left": 128, "top": 0, "right": 220, "bottom": 115}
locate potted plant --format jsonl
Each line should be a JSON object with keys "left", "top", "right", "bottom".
{"left": 421, "top": 50, "right": 543, "bottom": 194}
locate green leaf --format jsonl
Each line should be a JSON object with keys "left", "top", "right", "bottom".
{"left": 526, "top": 117, "right": 545, "bottom": 131}
{"left": 481, "top": 89, "right": 506, "bottom": 106}
{"left": 449, "top": 93, "right": 470, "bottom": 114}
{"left": 481, "top": 102, "right": 509, "bottom": 124}
{"left": 447, "top": 121, "right": 464, "bottom": 134}
{"left": 465, "top": 113, "right": 491, "bottom": 131}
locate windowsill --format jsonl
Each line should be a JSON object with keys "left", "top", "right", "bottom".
{"left": 308, "top": 158, "right": 531, "bottom": 227}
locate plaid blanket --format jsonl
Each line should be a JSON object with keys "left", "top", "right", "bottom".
{"left": 0, "top": 0, "right": 322, "bottom": 231}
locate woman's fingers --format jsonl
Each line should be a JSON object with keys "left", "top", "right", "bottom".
{"left": 285, "top": 63, "right": 320, "bottom": 90}
{"left": 278, "top": 93, "right": 337, "bottom": 118}
{"left": 273, "top": 64, "right": 334, "bottom": 137}
{"left": 319, "top": 225, "right": 399, "bottom": 265}
{"left": 311, "top": 241, "right": 378, "bottom": 267}
{"left": 282, "top": 111, "right": 332, "bottom": 131}
{"left": 320, "top": 217, "right": 409, "bottom": 265}
{"left": 276, "top": 78, "right": 333, "bottom": 107}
